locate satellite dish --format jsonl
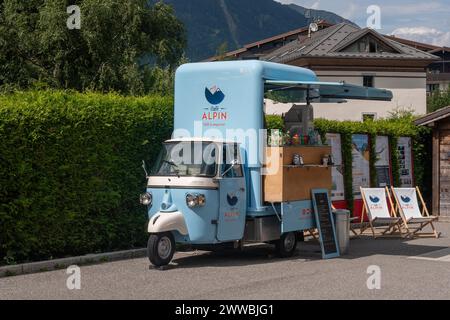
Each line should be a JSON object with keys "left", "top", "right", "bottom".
{"left": 309, "top": 22, "right": 319, "bottom": 33}
{"left": 308, "top": 22, "right": 319, "bottom": 38}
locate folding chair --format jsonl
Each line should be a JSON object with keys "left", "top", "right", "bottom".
{"left": 390, "top": 187, "right": 440, "bottom": 239}
{"left": 360, "top": 187, "right": 403, "bottom": 238}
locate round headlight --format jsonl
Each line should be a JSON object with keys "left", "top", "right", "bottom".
{"left": 186, "top": 193, "right": 206, "bottom": 208}
{"left": 197, "top": 194, "right": 206, "bottom": 207}
{"left": 186, "top": 193, "right": 198, "bottom": 208}
{"left": 140, "top": 192, "right": 152, "bottom": 206}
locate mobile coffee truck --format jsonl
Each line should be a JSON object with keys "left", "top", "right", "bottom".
{"left": 140, "top": 61, "right": 392, "bottom": 267}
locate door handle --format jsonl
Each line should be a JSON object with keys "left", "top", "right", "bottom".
{"left": 240, "top": 188, "right": 245, "bottom": 192}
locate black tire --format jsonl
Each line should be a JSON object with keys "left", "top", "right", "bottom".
{"left": 147, "top": 232, "right": 176, "bottom": 267}
{"left": 275, "top": 232, "right": 297, "bottom": 258}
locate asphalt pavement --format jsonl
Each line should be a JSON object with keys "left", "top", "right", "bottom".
{"left": 1, "top": 223, "right": 450, "bottom": 300}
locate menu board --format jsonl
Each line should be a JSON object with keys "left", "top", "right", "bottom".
{"left": 311, "top": 189, "right": 340, "bottom": 259}
{"left": 326, "top": 133, "right": 345, "bottom": 201}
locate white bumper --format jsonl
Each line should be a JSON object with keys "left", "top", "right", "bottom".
{"left": 148, "top": 211, "right": 188, "bottom": 235}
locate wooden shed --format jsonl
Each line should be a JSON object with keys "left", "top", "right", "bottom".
{"left": 415, "top": 106, "right": 450, "bottom": 221}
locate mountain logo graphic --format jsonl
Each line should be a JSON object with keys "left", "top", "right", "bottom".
{"left": 401, "top": 196, "right": 411, "bottom": 203}
{"left": 205, "top": 86, "right": 225, "bottom": 105}
{"left": 227, "top": 193, "right": 238, "bottom": 206}
{"left": 369, "top": 196, "right": 380, "bottom": 203}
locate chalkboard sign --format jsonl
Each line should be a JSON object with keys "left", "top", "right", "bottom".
{"left": 311, "top": 189, "right": 340, "bottom": 259}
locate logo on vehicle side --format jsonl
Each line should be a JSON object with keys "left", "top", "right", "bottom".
{"left": 227, "top": 193, "right": 239, "bottom": 206}
{"left": 401, "top": 196, "right": 411, "bottom": 203}
{"left": 369, "top": 196, "right": 380, "bottom": 203}
{"left": 205, "top": 86, "right": 225, "bottom": 105}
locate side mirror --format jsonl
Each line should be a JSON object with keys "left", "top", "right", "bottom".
{"left": 221, "top": 159, "right": 239, "bottom": 177}
{"left": 142, "top": 160, "right": 148, "bottom": 177}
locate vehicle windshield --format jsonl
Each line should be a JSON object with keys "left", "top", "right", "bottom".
{"left": 152, "top": 141, "right": 218, "bottom": 177}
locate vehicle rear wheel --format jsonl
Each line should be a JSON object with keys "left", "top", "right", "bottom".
{"left": 275, "top": 232, "right": 297, "bottom": 258}
{"left": 148, "top": 232, "right": 175, "bottom": 267}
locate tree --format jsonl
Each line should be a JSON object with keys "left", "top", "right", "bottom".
{"left": 428, "top": 86, "right": 450, "bottom": 113}
{"left": 215, "top": 41, "right": 229, "bottom": 61}
{"left": 0, "top": 0, "right": 186, "bottom": 95}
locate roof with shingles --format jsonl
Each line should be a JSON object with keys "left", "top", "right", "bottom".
{"left": 205, "top": 20, "right": 333, "bottom": 62}
{"left": 263, "top": 23, "right": 439, "bottom": 63}
{"left": 415, "top": 106, "right": 450, "bottom": 126}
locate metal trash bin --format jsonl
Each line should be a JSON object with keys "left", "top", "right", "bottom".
{"left": 333, "top": 209, "right": 350, "bottom": 255}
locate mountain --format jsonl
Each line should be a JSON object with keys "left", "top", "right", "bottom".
{"left": 151, "top": 0, "right": 355, "bottom": 61}
{"left": 287, "top": 4, "right": 356, "bottom": 27}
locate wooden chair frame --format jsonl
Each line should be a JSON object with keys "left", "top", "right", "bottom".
{"left": 359, "top": 187, "right": 403, "bottom": 239}
{"left": 389, "top": 186, "right": 440, "bottom": 239}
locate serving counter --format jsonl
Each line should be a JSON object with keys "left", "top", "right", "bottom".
{"left": 263, "top": 146, "right": 332, "bottom": 202}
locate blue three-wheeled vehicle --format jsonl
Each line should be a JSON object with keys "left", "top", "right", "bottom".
{"left": 140, "top": 61, "right": 392, "bottom": 267}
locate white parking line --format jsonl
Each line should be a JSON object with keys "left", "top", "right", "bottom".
{"left": 409, "top": 248, "right": 450, "bottom": 262}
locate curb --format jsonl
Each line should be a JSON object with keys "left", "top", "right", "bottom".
{"left": 0, "top": 248, "right": 147, "bottom": 278}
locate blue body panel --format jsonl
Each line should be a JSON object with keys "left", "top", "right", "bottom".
{"left": 248, "top": 200, "right": 316, "bottom": 232}
{"left": 280, "top": 201, "right": 316, "bottom": 233}
{"left": 217, "top": 178, "right": 247, "bottom": 241}
{"left": 147, "top": 187, "right": 316, "bottom": 244}
{"left": 174, "top": 61, "right": 318, "bottom": 212}
{"left": 147, "top": 187, "right": 219, "bottom": 244}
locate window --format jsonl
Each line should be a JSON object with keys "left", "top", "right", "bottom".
{"left": 221, "top": 144, "right": 243, "bottom": 178}
{"left": 369, "top": 40, "right": 377, "bottom": 53}
{"left": 152, "top": 142, "right": 218, "bottom": 177}
{"left": 427, "top": 84, "right": 440, "bottom": 93}
{"left": 363, "top": 75, "right": 374, "bottom": 87}
{"left": 340, "top": 35, "right": 398, "bottom": 54}
{"left": 362, "top": 113, "right": 377, "bottom": 122}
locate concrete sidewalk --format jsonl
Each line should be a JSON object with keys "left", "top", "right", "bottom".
{"left": 0, "top": 248, "right": 146, "bottom": 278}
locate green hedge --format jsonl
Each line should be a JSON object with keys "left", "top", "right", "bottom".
{"left": 0, "top": 91, "right": 173, "bottom": 264}
{"left": 265, "top": 115, "right": 432, "bottom": 213}
{"left": 265, "top": 115, "right": 285, "bottom": 132}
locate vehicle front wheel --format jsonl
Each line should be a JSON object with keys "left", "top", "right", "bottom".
{"left": 275, "top": 232, "right": 297, "bottom": 258}
{"left": 148, "top": 232, "right": 176, "bottom": 267}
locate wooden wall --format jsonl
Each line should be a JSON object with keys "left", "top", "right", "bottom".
{"left": 435, "top": 118, "right": 450, "bottom": 219}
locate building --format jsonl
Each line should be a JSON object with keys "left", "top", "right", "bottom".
{"left": 415, "top": 106, "right": 450, "bottom": 221}
{"left": 206, "top": 21, "right": 333, "bottom": 62}
{"left": 385, "top": 36, "right": 450, "bottom": 93}
{"left": 262, "top": 23, "right": 438, "bottom": 121}
{"left": 210, "top": 22, "right": 441, "bottom": 121}
{"left": 426, "top": 48, "right": 450, "bottom": 93}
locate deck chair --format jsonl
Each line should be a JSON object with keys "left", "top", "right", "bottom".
{"left": 390, "top": 187, "right": 440, "bottom": 238}
{"left": 360, "top": 187, "right": 403, "bottom": 238}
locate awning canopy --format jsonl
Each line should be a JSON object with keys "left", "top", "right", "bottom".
{"left": 264, "top": 80, "right": 393, "bottom": 102}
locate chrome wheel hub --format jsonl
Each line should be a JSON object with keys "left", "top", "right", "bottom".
{"left": 284, "top": 233, "right": 295, "bottom": 251}
{"left": 157, "top": 236, "right": 172, "bottom": 259}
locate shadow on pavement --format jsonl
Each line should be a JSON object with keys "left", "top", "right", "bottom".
{"left": 169, "top": 234, "right": 448, "bottom": 269}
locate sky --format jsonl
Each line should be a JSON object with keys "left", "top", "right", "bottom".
{"left": 275, "top": 0, "right": 450, "bottom": 47}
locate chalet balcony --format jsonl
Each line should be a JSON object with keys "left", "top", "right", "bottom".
{"left": 427, "top": 73, "right": 450, "bottom": 82}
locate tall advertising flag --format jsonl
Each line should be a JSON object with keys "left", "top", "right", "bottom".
{"left": 397, "top": 137, "right": 413, "bottom": 187}
{"left": 326, "top": 133, "right": 345, "bottom": 201}
{"left": 351, "top": 134, "right": 370, "bottom": 199}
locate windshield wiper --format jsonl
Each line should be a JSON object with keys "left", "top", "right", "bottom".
{"left": 163, "top": 160, "right": 178, "bottom": 168}
{"left": 163, "top": 160, "right": 180, "bottom": 175}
